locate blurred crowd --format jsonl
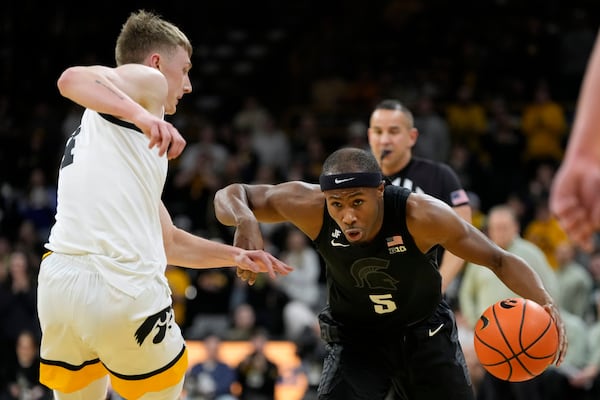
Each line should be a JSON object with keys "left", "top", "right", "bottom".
{"left": 1, "top": 0, "right": 600, "bottom": 399}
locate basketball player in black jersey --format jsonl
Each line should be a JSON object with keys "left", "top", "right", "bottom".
{"left": 214, "top": 147, "right": 567, "bottom": 400}
{"left": 368, "top": 99, "right": 471, "bottom": 295}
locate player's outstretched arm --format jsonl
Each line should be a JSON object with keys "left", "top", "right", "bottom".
{"left": 550, "top": 30, "right": 600, "bottom": 250}
{"left": 159, "top": 202, "right": 293, "bottom": 278}
{"left": 407, "top": 193, "right": 567, "bottom": 364}
{"left": 214, "top": 182, "right": 324, "bottom": 284}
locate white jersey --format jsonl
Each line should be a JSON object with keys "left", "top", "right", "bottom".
{"left": 46, "top": 109, "right": 169, "bottom": 297}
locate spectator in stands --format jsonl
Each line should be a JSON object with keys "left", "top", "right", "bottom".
{"left": 412, "top": 94, "right": 451, "bottom": 163}
{"left": 0, "top": 330, "right": 52, "bottom": 400}
{"left": 225, "top": 303, "right": 259, "bottom": 342}
{"left": 523, "top": 199, "right": 569, "bottom": 270}
{"left": 235, "top": 328, "right": 279, "bottom": 400}
{"left": 554, "top": 241, "right": 594, "bottom": 319}
{"left": 521, "top": 82, "right": 568, "bottom": 167}
{"left": 0, "top": 250, "right": 40, "bottom": 376}
{"left": 459, "top": 205, "right": 559, "bottom": 328}
{"left": 185, "top": 333, "right": 238, "bottom": 400}
{"left": 445, "top": 84, "right": 487, "bottom": 156}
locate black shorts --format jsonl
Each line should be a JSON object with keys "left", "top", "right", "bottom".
{"left": 317, "top": 301, "right": 475, "bottom": 400}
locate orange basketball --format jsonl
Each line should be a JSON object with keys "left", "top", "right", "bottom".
{"left": 473, "top": 298, "right": 559, "bottom": 382}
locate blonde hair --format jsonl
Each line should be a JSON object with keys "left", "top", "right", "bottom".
{"left": 115, "top": 10, "right": 192, "bottom": 66}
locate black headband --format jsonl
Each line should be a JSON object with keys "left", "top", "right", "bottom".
{"left": 319, "top": 172, "right": 383, "bottom": 191}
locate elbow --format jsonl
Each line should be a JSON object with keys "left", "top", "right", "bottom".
{"left": 213, "top": 188, "right": 227, "bottom": 220}
{"left": 57, "top": 67, "right": 81, "bottom": 98}
{"left": 162, "top": 225, "right": 179, "bottom": 265}
{"left": 213, "top": 184, "right": 242, "bottom": 225}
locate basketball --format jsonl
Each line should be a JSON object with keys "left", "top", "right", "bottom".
{"left": 473, "top": 298, "right": 559, "bottom": 382}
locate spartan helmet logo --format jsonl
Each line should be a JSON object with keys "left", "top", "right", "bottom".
{"left": 350, "top": 257, "right": 399, "bottom": 290}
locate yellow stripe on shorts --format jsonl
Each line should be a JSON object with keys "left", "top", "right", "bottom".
{"left": 40, "top": 358, "right": 107, "bottom": 393}
{"left": 109, "top": 346, "right": 188, "bottom": 400}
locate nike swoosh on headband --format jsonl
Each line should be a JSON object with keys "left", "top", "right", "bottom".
{"left": 334, "top": 177, "right": 355, "bottom": 184}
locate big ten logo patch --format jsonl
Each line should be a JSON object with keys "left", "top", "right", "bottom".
{"left": 386, "top": 235, "right": 406, "bottom": 254}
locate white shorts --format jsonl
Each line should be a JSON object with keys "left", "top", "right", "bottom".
{"left": 37, "top": 252, "right": 188, "bottom": 399}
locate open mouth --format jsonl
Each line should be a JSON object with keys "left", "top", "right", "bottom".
{"left": 345, "top": 229, "right": 362, "bottom": 241}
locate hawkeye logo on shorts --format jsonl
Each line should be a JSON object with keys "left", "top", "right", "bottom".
{"left": 134, "top": 306, "right": 174, "bottom": 346}
{"left": 386, "top": 235, "right": 406, "bottom": 254}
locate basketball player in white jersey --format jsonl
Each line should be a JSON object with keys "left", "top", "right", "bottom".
{"left": 37, "top": 10, "right": 292, "bottom": 400}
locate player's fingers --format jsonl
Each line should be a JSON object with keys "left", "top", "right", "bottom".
{"left": 254, "top": 252, "right": 277, "bottom": 279}
{"left": 591, "top": 204, "right": 600, "bottom": 229}
{"left": 157, "top": 127, "right": 171, "bottom": 157}
{"left": 167, "top": 129, "right": 186, "bottom": 159}
{"left": 555, "top": 204, "right": 588, "bottom": 230}
{"left": 549, "top": 194, "right": 579, "bottom": 216}
{"left": 545, "top": 304, "right": 567, "bottom": 366}
{"left": 270, "top": 256, "right": 294, "bottom": 275}
{"left": 239, "top": 268, "right": 258, "bottom": 285}
{"left": 575, "top": 235, "right": 595, "bottom": 253}
{"left": 147, "top": 125, "right": 161, "bottom": 150}
{"left": 167, "top": 137, "right": 185, "bottom": 159}
{"left": 236, "top": 267, "right": 256, "bottom": 286}
{"left": 567, "top": 223, "right": 595, "bottom": 252}
{"left": 247, "top": 272, "right": 257, "bottom": 285}
{"left": 556, "top": 209, "right": 595, "bottom": 249}
{"left": 260, "top": 253, "right": 293, "bottom": 277}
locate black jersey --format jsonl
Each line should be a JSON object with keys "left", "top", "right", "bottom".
{"left": 386, "top": 156, "right": 469, "bottom": 208}
{"left": 313, "top": 185, "right": 441, "bottom": 334}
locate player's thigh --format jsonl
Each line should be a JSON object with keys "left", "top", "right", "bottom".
{"left": 318, "top": 343, "right": 390, "bottom": 400}
{"left": 38, "top": 254, "right": 109, "bottom": 393}
{"left": 406, "top": 307, "right": 474, "bottom": 399}
{"left": 53, "top": 375, "right": 109, "bottom": 400}
{"left": 95, "top": 277, "right": 188, "bottom": 399}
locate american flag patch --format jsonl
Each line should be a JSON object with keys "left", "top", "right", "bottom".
{"left": 386, "top": 235, "right": 404, "bottom": 247}
{"left": 450, "top": 189, "right": 469, "bottom": 206}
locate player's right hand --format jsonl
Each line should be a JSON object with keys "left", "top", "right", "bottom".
{"left": 135, "top": 112, "right": 186, "bottom": 159}
{"left": 146, "top": 118, "right": 186, "bottom": 159}
{"left": 550, "top": 157, "right": 600, "bottom": 252}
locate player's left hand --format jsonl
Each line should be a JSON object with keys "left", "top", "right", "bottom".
{"left": 234, "top": 249, "right": 293, "bottom": 281}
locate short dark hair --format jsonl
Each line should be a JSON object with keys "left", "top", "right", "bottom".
{"left": 372, "top": 99, "right": 414, "bottom": 128}
{"left": 322, "top": 147, "right": 381, "bottom": 175}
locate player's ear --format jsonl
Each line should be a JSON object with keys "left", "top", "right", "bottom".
{"left": 149, "top": 53, "right": 161, "bottom": 69}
